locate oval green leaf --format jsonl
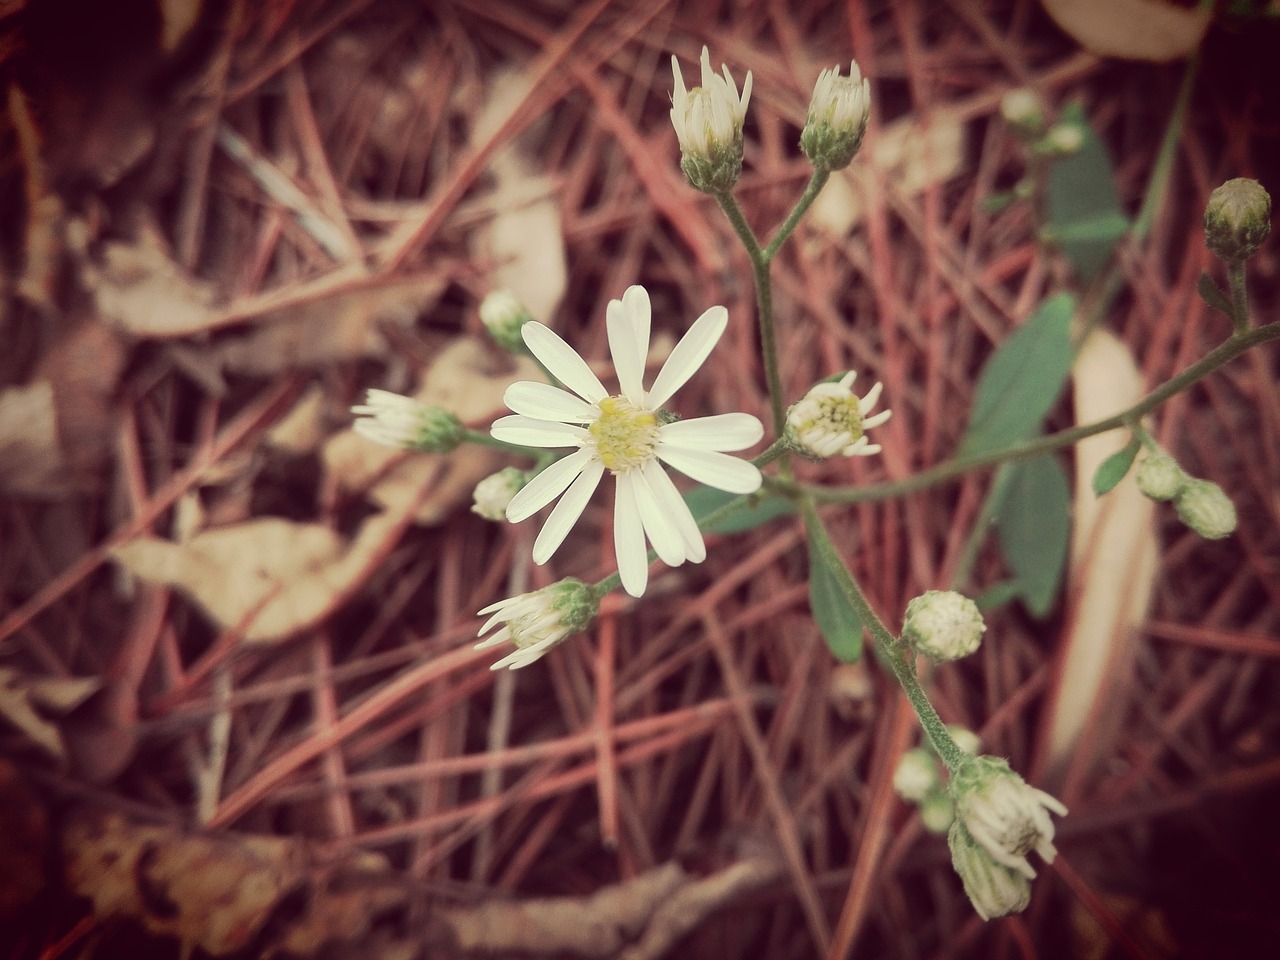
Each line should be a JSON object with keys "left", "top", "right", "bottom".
{"left": 1091, "top": 437, "right": 1140, "bottom": 496}
{"left": 996, "top": 454, "right": 1071, "bottom": 618}
{"left": 803, "top": 517, "right": 863, "bottom": 662}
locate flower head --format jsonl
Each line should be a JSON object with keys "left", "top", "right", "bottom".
{"left": 351, "top": 389, "right": 464, "bottom": 452}
{"left": 476, "top": 579, "right": 599, "bottom": 670}
{"left": 893, "top": 748, "right": 940, "bottom": 802}
{"left": 491, "top": 285, "right": 764, "bottom": 598}
{"left": 1204, "top": 177, "right": 1271, "bottom": 262}
{"left": 948, "top": 819, "right": 1032, "bottom": 920}
{"left": 1174, "top": 478, "right": 1237, "bottom": 540}
{"left": 949, "top": 755, "right": 1067, "bottom": 879}
{"left": 1135, "top": 453, "right": 1185, "bottom": 502}
{"left": 999, "top": 88, "right": 1044, "bottom": 136}
{"left": 480, "top": 289, "right": 535, "bottom": 355}
{"left": 472, "top": 467, "right": 529, "bottom": 521}
{"left": 785, "top": 371, "right": 890, "bottom": 459}
{"left": 901, "top": 590, "right": 986, "bottom": 662}
{"left": 800, "top": 60, "right": 870, "bottom": 170}
{"left": 670, "top": 46, "right": 753, "bottom": 193}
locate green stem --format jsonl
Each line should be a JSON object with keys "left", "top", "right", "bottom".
{"left": 463, "top": 429, "right": 545, "bottom": 457}
{"left": 1227, "top": 260, "right": 1250, "bottom": 333}
{"left": 763, "top": 169, "right": 830, "bottom": 262}
{"left": 799, "top": 496, "right": 965, "bottom": 770}
{"left": 752, "top": 438, "right": 790, "bottom": 468}
{"left": 775, "top": 321, "right": 1280, "bottom": 505}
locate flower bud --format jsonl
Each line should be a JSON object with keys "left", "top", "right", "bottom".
{"left": 901, "top": 590, "right": 985, "bottom": 662}
{"left": 472, "top": 467, "right": 529, "bottom": 521}
{"left": 948, "top": 820, "right": 1032, "bottom": 921}
{"left": 785, "top": 372, "right": 891, "bottom": 459}
{"left": 476, "top": 579, "right": 599, "bottom": 670}
{"left": 351, "top": 389, "right": 465, "bottom": 453}
{"left": 1135, "top": 453, "right": 1185, "bottom": 501}
{"left": 1042, "top": 123, "right": 1083, "bottom": 155}
{"left": 1174, "top": 478, "right": 1237, "bottom": 540}
{"left": 949, "top": 755, "right": 1067, "bottom": 879}
{"left": 947, "top": 725, "right": 982, "bottom": 756}
{"left": 999, "top": 88, "right": 1044, "bottom": 138}
{"left": 1204, "top": 178, "right": 1271, "bottom": 262}
{"left": 480, "top": 289, "right": 534, "bottom": 354}
{"left": 921, "top": 792, "right": 956, "bottom": 834}
{"left": 893, "top": 748, "right": 939, "bottom": 802}
{"left": 670, "top": 46, "right": 753, "bottom": 194}
{"left": 800, "top": 60, "right": 870, "bottom": 171}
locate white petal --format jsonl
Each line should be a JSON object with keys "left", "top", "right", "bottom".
{"left": 504, "top": 381, "right": 598, "bottom": 422}
{"left": 491, "top": 415, "right": 588, "bottom": 448}
{"left": 657, "top": 445, "right": 762, "bottom": 494}
{"left": 532, "top": 460, "right": 604, "bottom": 563}
{"left": 646, "top": 305, "right": 728, "bottom": 408}
{"left": 606, "top": 297, "right": 645, "bottom": 407}
{"left": 614, "top": 473, "right": 649, "bottom": 597}
{"left": 521, "top": 322, "right": 608, "bottom": 403}
{"left": 863, "top": 410, "right": 892, "bottom": 429}
{"left": 659, "top": 412, "right": 763, "bottom": 452}
{"left": 641, "top": 459, "right": 706, "bottom": 563}
{"left": 632, "top": 468, "right": 685, "bottom": 567}
{"left": 506, "top": 449, "right": 592, "bottom": 522}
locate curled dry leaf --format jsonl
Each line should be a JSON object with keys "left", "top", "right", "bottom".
{"left": 1048, "top": 328, "right": 1157, "bottom": 767}
{"left": 0, "top": 381, "right": 63, "bottom": 496}
{"left": 0, "top": 666, "right": 101, "bottom": 761}
{"left": 110, "top": 511, "right": 399, "bottom": 645}
{"left": 63, "top": 807, "right": 401, "bottom": 958}
{"left": 1040, "top": 0, "right": 1209, "bottom": 62}
{"left": 326, "top": 337, "right": 541, "bottom": 524}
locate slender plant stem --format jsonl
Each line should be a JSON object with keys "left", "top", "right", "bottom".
{"left": 752, "top": 438, "right": 791, "bottom": 468}
{"left": 799, "top": 496, "right": 965, "bottom": 769}
{"left": 763, "top": 169, "right": 830, "bottom": 262}
{"left": 1228, "top": 260, "right": 1250, "bottom": 334}
{"left": 775, "top": 321, "right": 1280, "bottom": 505}
{"left": 462, "top": 429, "right": 545, "bottom": 457}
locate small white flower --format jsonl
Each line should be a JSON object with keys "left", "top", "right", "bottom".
{"left": 476, "top": 579, "right": 598, "bottom": 670}
{"left": 480, "top": 289, "right": 534, "bottom": 354}
{"left": 492, "top": 285, "right": 764, "bottom": 599}
{"left": 472, "top": 467, "right": 528, "bottom": 522}
{"left": 800, "top": 60, "right": 870, "bottom": 170}
{"left": 351, "top": 389, "right": 463, "bottom": 452}
{"left": 893, "top": 748, "right": 939, "bottom": 802}
{"left": 785, "top": 371, "right": 890, "bottom": 459}
{"left": 950, "top": 756, "right": 1068, "bottom": 880}
{"left": 948, "top": 820, "right": 1032, "bottom": 920}
{"left": 901, "top": 590, "right": 986, "bottom": 662}
{"left": 670, "top": 46, "right": 752, "bottom": 192}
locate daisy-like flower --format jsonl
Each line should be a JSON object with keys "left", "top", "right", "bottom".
{"left": 800, "top": 60, "right": 871, "bottom": 170}
{"left": 491, "top": 285, "right": 764, "bottom": 599}
{"left": 670, "top": 46, "right": 753, "bottom": 193}
{"left": 785, "top": 371, "right": 891, "bottom": 459}
{"left": 352, "top": 389, "right": 464, "bottom": 453}
{"left": 949, "top": 755, "right": 1068, "bottom": 880}
{"left": 476, "top": 579, "right": 599, "bottom": 670}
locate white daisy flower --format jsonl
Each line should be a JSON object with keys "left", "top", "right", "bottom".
{"left": 670, "top": 46, "right": 753, "bottom": 193}
{"left": 785, "top": 371, "right": 891, "bottom": 459}
{"left": 475, "top": 578, "right": 598, "bottom": 670}
{"left": 491, "top": 284, "right": 764, "bottom": 598}
{"left": 800, "top": 60, "right": 871, "bottom": 170}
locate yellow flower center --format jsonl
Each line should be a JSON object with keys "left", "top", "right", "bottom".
{"left": 799, "top": 395, "right": 863, "bottom": 440}
{"left": 588, "top": 396, "right": 659, "bottom": 472}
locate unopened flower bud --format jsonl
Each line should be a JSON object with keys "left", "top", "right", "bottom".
{"left": 901, "top": 590, "right": 985, "bottom": 661}
{"left": 1042, "top": 123, "right": 1083, "bottom": 155}
{"left": 352, "top": 389, "right": 465, "bottom": 453}
{"left": 893, "top": 748, "right": 939, "bottom": 802}
{"left": 921, "top": 792, "right": 956, "bottom": 834}
{"left": 800, "top": 60, "right": 870, "bottom": 171}
{"left": 1174, "top": 478, "right": 1237, "bottom": 540}
{"left": 785, "top": 371, "right": 891, "bottom": 459}
{"left": 1135, "top": 453, "right": 1185, "bottom": 502}
{"left": 472, "top": 467, "right": 529, "bottom": 521}
{"left": 948, "top": 820, "right": 1032, "bottom": 921}
{"left": 947, "top": 725, "right": 982, "bottom": 756}
{"left": 1204, "top": 178, "right": 1271, "bottom": 262}
{"left": 480, "top": 290, "right": 534, "bottom": 354}
{"left": 670, "top": 46, "right": 753, "bottom": 194}
{"left": 999, "top": 88, "right": 1044, "bottom": 137}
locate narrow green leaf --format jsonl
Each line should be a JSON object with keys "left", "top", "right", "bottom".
{"left": 996, "top": 454, "right": 1071, "bottom": 618}
{"left": 973, "top": 581, "right": 1022, "bottom": 613}
{"left": 1046, "top": 102, "right": 1128, "bottom": 281}
{"left": 1196, "top": 272, "right": 1235, "bottom": 318}
{"left": 684, "top": 486, "right": 795, "bottom": 534}
{"left": 1092, "top": 438, "right": 1141, "bottom": 496}
{"left": 959, "top": 293, "right": 1075, "bottom": 457}
{"left": 803, "top": 519, "right": 863, "bottom": 662}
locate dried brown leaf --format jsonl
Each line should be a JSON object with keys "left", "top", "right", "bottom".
{"left": 1040, "top": 0, "right": 1209, "bottom": 61}
{"left": 86, "top": 222, "right": 218, "bottom": 336}
{"left": 0, "top": 380, "right": 64, "bottom": 496}
{"left": 0, "top": 667, "right": 101, "bottom": 761}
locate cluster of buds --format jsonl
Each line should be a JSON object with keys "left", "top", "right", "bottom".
{"left": 1136, "top": 451, "right": 1237, "bottom": 540}
{"left": 800, "top": 60, "right": 870, "bottom": 171}
{"left": 947, "top": 755, "right": 1067, "bottom": 920}
{"left": 900, "top": 590, "right": 986, "bottom": 661}
{"left": 475, "top": 578, "right": 600, "bottom": 670}
{"left": 785, "top": 371, "right": 891, "bottom": 459}
{"left": 1203, "top": 178, "right": 1271, "bottom": 263}
{"left": 670, "top": 46, "right": 753, "bottom": 194}
{"left": 893, "top": 726, "right": 981, "bottom": 834}
{"left": 351, "top": 389, "right": 465, "bottom": 453}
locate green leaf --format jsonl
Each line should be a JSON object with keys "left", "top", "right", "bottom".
{"left": 973, "top": 581, "right": 1022, "bottom": 613}
{"left": 803, "top": 518, "right": 863, "bottom": 662}
{"left": 1092, "top": 438, "right": 1141, "bottom": 496}
{"left": 1046, "top": 103, "right": 1128, "bottom": 281}
{"left": 959, "top": 293, "right": 1075, "bottom": 457}
{"left": 996, "top": 454, "right": 1071, "bottom": 618}
{"left": 683, "top": 486, "right": 795, "bottom": 534}
{"left": 1196, "top": 272, "right": 1234, "bottom": 318}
